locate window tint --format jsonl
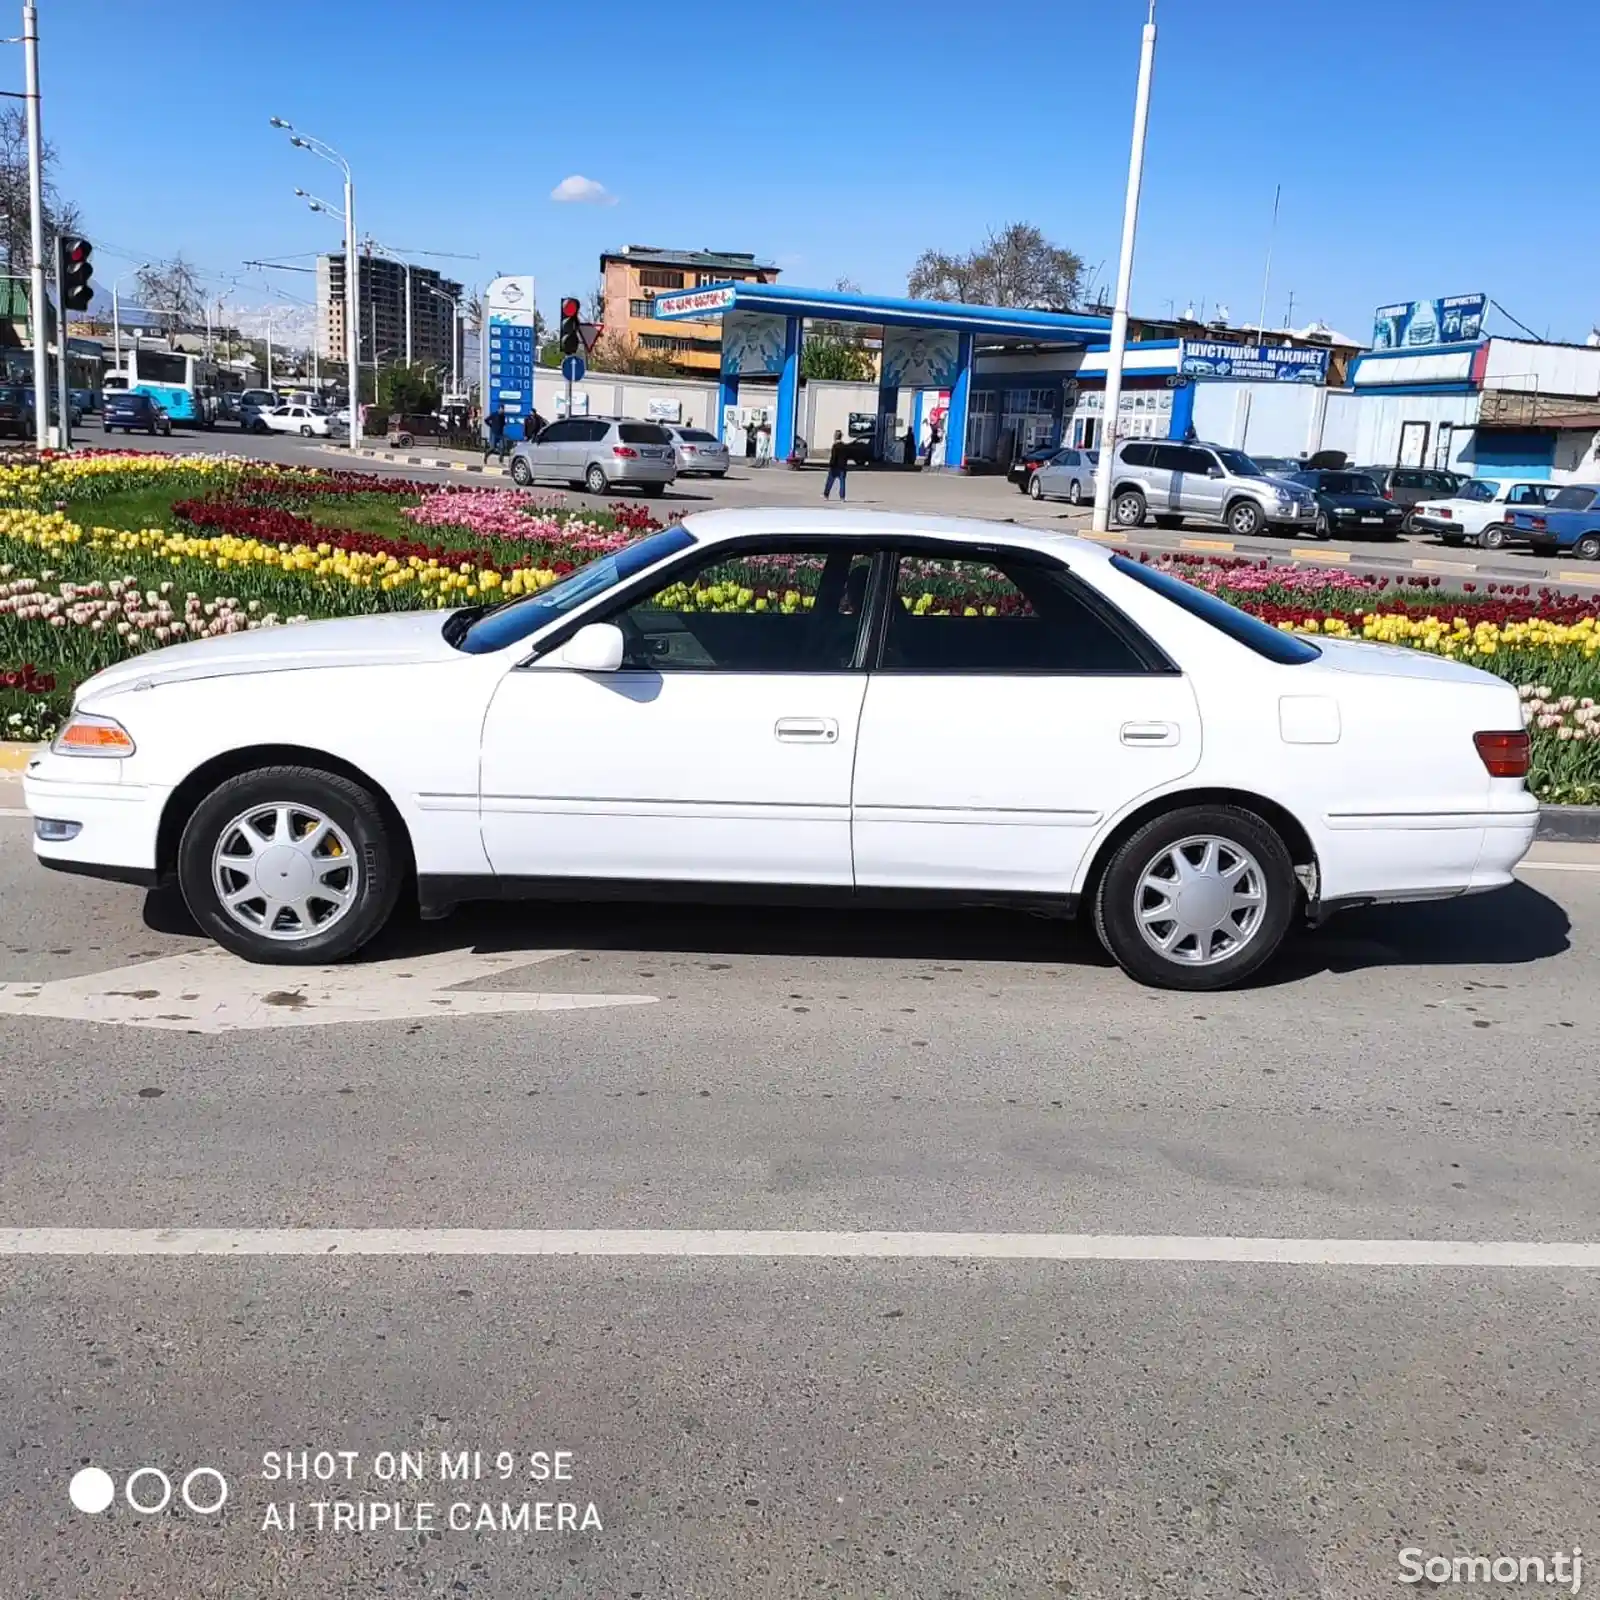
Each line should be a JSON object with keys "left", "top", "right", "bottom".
{"left": 618, "top": 422, "right": 672, "bottom": 445}
{"left": 1549, "top": 487, "right": 1599, "bottom": 511}
{"left": 1148, "top": 444, "right": 1186, "bottom": 471}
{"left": 1457, "top": 480, "right": 1496, "bottom": 502}
{"left": 614, "top": 545, "right": 872, "bottom": 672}
{"left": 1110, "top": 555, "right": 1321, "bottom": 665}
{"left": 1175, "top": 447, "right": 1217, "bottom": 475}
{"left": 882, "top": 555, "right": 1157, "bottom": 674}
{"left": 1120, "top": 442, "right": 1154, "bottom": 467}
{"left": 533, "top": 421, "right": 573, "bottom": 444}
{"left": 1507, "top": 484, "right": 1547, "bottom": 506}
{"left": 681, "top": 429, "right": 718, "bottom": 442}
{"left": 577, "top": 420, "right": 609, "bottom": 441}
{"left": 1392, "top": 470, "right": 1423, "bottom": 488}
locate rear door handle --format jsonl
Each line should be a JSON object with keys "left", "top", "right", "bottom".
{"left": 1121, "top": 721, "right": 1179, "bottom": 746}
{"left": 775, "top": 717, "right": 839, "bottom": 744}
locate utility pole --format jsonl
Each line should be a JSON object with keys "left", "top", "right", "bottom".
{"left": 1091, "top": 1, "right": 1158, "bottom": 533}
{"left": 23, "top": 1, "right": 48, "bottom": 448}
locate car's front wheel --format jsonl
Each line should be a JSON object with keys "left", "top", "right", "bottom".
{"left": 300, "top": 424, "right": 314, "bottom": 437}
{"left": 1112, "top": 488, "right": 1146, "bottom": 527}
{"left": 584, "top": 464, "right": 609, "bottom": 495}
{"left": 510, "top": 456, "right": 532, "bottom": 486}
{"left": 1227, "top": 500, "right": 1265, "bottom": 537}
{"left": 1067, "top": 478, "right": 1084, "bottom": 506}
{"left": 1578, "top": 534, "right": 1600, "bottom": 561}
{"left": 177, "top": 765, "right": 404, "bottom": 964}
{"left": 1093, "top": 805, "right": 1297, "bottom": 990}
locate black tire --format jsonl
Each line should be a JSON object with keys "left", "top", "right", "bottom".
{"left": 1112, "top": 488, "right": 1146, "bottom": 528}
{"left": 147, "top": 422, "right": 157, "bottom": 436}
{"left": 641, "top": 484, "right": 664, "bottom": 496}
{"left": 1092, "top": 804, "right": 1297, "bottom": 991}
{"left": 1402, "top": 510, "right": 1420, "bottom": 535}
{"left": 300, "top": 424, "right": 313, "bottom": 437}
{"left": 252, "top": 419, "right": 268, "bottom": 435}
{"left": 1478, "top": 524, "right": 1509, "bottom": 551}
{"left": 510, "top": 456, "right": 532, "bottom": 486}
{"left": 176, "top": 765, "right": 404, "bottom": 965}
{"left": 1226, "top": 500, "right": 1264, "bottom": 538}
{"left": 1440, "top": 533, "right": 1465, "bottom": 548}
{"left": 1577, "top": 534, "right": 1600, "bottom": 562}
{"left": 1028, "top": 474, "right": 1045, "bottom": 500}
{"left": 1153, "top": 513, "right": 1183, "bottom": 529}
{"left": 584, "top": 463, "right": 609, "bottom": 495}
{"left": 1313, "top": 511, "right": 1331, "bottom": 540}
{"left": 1067, "top": 478, "right": 1084, "bottom": 506}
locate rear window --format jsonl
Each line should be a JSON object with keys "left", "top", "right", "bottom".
{"left": 680, "top": 429, "right": 718, "bottom": 443}
{"left": 1548, "top": 487, "right": 1598, "bottom": 511}
{"left": 1110, "top": 555, "right": 1321, "bottom": 665}
{"left": 618, "top": 423, "right": 672, "bottom": 445}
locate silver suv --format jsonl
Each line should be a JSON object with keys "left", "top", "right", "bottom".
{"left": 1109, "top": 440, "right": 1319, "bottom": 538}
{"left": 509, "top": 417, "right": 678, "bottom": 496}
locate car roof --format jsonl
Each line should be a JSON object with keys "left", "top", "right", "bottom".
{"left": 677, "top": 506, "right": 1116, "bottom": 566}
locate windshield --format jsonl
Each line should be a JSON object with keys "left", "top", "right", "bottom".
{"left": 1318, "top": 473, "right": 1380, "bottom": 495}
{"left": 453, "top": 526, "right": 696, "bottom": 655}
{"left": 1111, "top": 555, "right": 1321, "bottom": 664}
{"left": 1548, "top": 486, "right": 1598, "bottom": 510}
{"left": 1213, "top": 449, "right": 1264, "bottom": 478}
{"left": 1457, "top": 479, "right": 1498, "bottom": 502}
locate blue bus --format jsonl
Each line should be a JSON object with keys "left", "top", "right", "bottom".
{"left": 120, "top": 347, "right": 222, "bottom": 427}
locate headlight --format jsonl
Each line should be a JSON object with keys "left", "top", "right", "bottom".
{"left": 52, "top": 713, "right": 136, "bottom": 757}
{"left": 1273, "top": 487, "right": 1293, "bottom": 502}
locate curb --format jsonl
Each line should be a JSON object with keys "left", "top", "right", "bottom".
{"left": 0, "top": 739, "right": 1595, "bottom": 842}
{"left": 356, "top": 448, "right": 508, "bottom": 478}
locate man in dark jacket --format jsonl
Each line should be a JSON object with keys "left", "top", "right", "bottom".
{"left": 483, "top": 407, "right": 507, "bottom": 463}
{"left": 823, "top": 431, "right": 850, "bottom": 500}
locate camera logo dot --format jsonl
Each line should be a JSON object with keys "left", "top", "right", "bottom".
{"left": 68, "top": 1468, "right": 115, "bottom": 1515}
{"left": 68, "top": 1465, "right": 228, "bottom": 1517}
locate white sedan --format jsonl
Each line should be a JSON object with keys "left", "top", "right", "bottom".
{"left": 254, "top": 403, "right": 333, "bottom": 438}
{"left": 1412, "top": 478, "right": 1557, "bottom": 549}
{"left": 23, "top": 509, "right": 1538, "bottom": 991}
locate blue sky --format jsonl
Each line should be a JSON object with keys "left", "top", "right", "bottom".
{"left": 35, "top": 0, "right": 1600, "bottom": 345}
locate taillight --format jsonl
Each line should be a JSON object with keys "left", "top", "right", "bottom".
{"left": 1436, "top": 508, "right": 1451, "bottom": 518}
{"left": 1529, "top": 516, "right": 1546, "bottom": 531}
{"left": 1382, "top": 488, "right": 1393, "bottom": 499}
{"left": 612, "top": 446, "right": 638, "bottom": 458}
{"left": 1474, "top": 730, "right": 1531, "bottom": 778}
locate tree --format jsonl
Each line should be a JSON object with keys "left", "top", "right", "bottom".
{"left": 801, "top": 334, "right": 874, "bottom": 383}
{"left": 376, "top": 362, "right": 440, "bottom": 415}
{"left": 0, "top": 106, "right": 81, "bottom": 287}
{"left": 907, "top": 223, "right": 1083, "bottom": 310}
{"left": 586, "top": 332, "right": 677, "bottom": 378}
{"left": 136, "top": 257, "right": 205, "bottom": 333}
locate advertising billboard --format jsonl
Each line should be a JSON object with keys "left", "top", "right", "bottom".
{"left": 1371, "top": 294, "right": 1486, "bottom": 351}
{"left": 481, "top": 275, "right": 537, "bottom": 437}
{"left": 1178, "top": 341, "right": 1329, "bottom": 384}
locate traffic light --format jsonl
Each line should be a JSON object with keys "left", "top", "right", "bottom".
{"left": 60, "top": 236, "right": 93, "bottom": 312}
{"left": 559, "top": 297, "right": 581, "bottom": 356}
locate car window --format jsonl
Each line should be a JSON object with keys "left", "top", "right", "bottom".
{"left": 1318, "top": 473, "right": 1375, "bottom": 495}
{"left": 455, "top": 527, "right": 697, "bottom": 654}
{"left": 881, "top": 554, "right": 1159, "bottom": 674}
{"left": 1457, "top": 480, "right": 1497, "bottom": 503}
{"left": 1392, "top": 470, "right": 1423, "bottom": 489}
{"left": 1111, "top": 555, "right": 1321, "bottom": 665}
{"left": 1120, "top": 443, "right": 1153, "bottom": 468}
{"left": 1548, "top": 487, "right": 1598, "bottom": 511}
{"left": 578, "top": 420, "right": 609, "bottom": 441}
{"left": 681, "top": 429, "right": 718, "bottom": 443}
{"left": 611, "top": 544, "right": 873, "bottom": 672}
{"left": 1507, "top": 484, "right": 1547, "bottom": 506}
{"left": 1426, "top": 473, "right": 1457, "bottom": 491}
{"left": 618, "top": 422, "right": 672, "bottom": 445}
{"left": 1147, "top": 445, "right": 1186, "bottom": 471}
{"left": 1213, "top": 449, "right": 1263, "bottom": 478}
{"left": 534, "top": 421, "right": 574, "bottom": 444}
{"left": 1176, "top": 447, "right": 1217, "bottom": 475}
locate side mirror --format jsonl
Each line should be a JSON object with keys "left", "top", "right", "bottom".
{"left": 1207, "top": 466, "right": 1224, "bottom": 478}
{"left": 551, "top": 622, "right": 625, "bottom": 672}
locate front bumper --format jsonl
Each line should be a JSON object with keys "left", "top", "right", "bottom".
{"left": 21, "top": 750, "right": 169, "bottom": 884}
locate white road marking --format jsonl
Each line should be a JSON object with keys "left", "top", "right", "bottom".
{"left": 0, "top": 1230, "right": 1597, "bottom": 1268}
{"left": 0, "top": 946, "right": 656, "bottom": 1033}
{"left": 1518, "top": 861, "right": 1600, "bottom": 873}
{"left": 0, "top": 808, "right": 28, "bottom": 818}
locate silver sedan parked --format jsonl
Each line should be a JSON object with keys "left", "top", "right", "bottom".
{"left": 1029, "top": 447, "right": 1099, "bottom": 506}
{"left": 663, "top": 424, "right": 730, "bottom": 476}
{"left": 508, "top": 417, "right": 678, "bottom": 495}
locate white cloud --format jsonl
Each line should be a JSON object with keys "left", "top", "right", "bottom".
{"left": 550, "top": 174, "right": 616, "bottom": 206}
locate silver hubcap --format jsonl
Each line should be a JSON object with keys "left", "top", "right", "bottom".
{"left": 1231, "top": 508, "right": 1256, "bottom": 533}
{"left": 211, "top": 803, "right": 360, "bottom": 942}
{"left": 1134, "top": 834, "right": 1267, "bottom": 967}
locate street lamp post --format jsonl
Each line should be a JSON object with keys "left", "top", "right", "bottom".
{"left": 271, "top": 118, "right": 358, "bottom": 450}
{"left": 426, "top": 284, "right": 460, "bottom": 396}
{"left": 1091, "top": 1, "right": 1159, "bottom": 534}
{"left": 22, "top": 1, "right": 48, "bottom": 448}
{"left": 110, "top": 263, "right": 148, "bottom": 370}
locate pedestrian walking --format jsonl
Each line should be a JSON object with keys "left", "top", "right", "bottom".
{"left": 745, "top": 420, "right": 758, "bottom": 459}
{"left": 823, "top": 430, "right": 850, "bottom": 500}
{"left": 483, "top": 407, "right": 507, "bottom": 463}
{"left": 903, "top": 425, "right": 917, "bottom": 468}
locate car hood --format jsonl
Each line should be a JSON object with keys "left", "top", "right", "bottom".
{"left": 1309, "top": 634, "right": 1504, "bottom": 688}
{"left": 76, "top": 610, "right": 460, "bottom": 702}
{"left": 1324, "top": 493, "right": 1394, "bottom": 512}
{"left": 1263, "top": 474, "right": 1314, "bottom": 496}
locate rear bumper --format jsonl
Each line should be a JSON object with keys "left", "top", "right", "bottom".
{"left": 605, "top": 461, "right": 677, "bottom": 486}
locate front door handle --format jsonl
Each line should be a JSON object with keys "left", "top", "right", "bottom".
{"left": 1121, "top": 721, "right": 1179, "bottom": 746}
{"left": 775, "top": 717, "right": 839, "bottom": 744}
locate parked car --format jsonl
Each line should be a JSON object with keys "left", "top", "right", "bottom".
{"left": 1251, "top": 456, "right": 1303, "bottom": 477}
{"left": 1410, "top": 479, "right": 1559, "bottom": 549}
{"left": 25, "top": 509, "right": 1538, "bottom": 992}
{"left": 0, "top": 384, "right": 27, "bottom": 439}
{"left": 237, "top": 389, "right": 280, "bottom": 430}
{"left": 662, "top": 424, "right": 730, "bottom": 477}
{"left": 508, "top": 417, "right": 678, "bottom": 495}
{"left": 254, "top": 403, "right": 332, "bottom": 438}
{"left": 1108, "top": 440, "right": 1319, "bottom": 537}
{"left": 1288, "top": 469, "right": 1407, "bottom": 539}
{"left": 1029, "top": 447, "right": 1100, "bottom": 505}
{"left": 1356, "top": 466, "right": 1468, "bottom": 527}
{"left": 102, "top": 391, "right": 172, "bottom": 436}
{"left": 1009, "top": 442, "right": 1067, "bottom": 492}
{"left": 1507, "top": 484, "right": 1600, "bottom": 560}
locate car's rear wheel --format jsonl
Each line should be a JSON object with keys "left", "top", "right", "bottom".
{"left": 177, "top": 766, "right": 404, "bottom": 965}
{"left": 1093, "top": 805, "right": 1297, "bottom": 991}
{"left": 711, "top": 470, "right": 728, "bottom": 478}
{"left": 1479, "top": 523, "right": 1509, "bottom": 551}
{"left": 1578, "top": 534, "right": 1600, "bottom": 561}
{"left": 584, "top": 464, "right": 609, "bottom": 495}
{"left": 1112, "top": 488, "right": 1146, "bottom": 527}
{"left": 1028, "top": 474, "right": 1045, "bottom": 500}
{"left": 510, "top": 456, "right": 532, "bottom": 486}
{"left": 1067, "top": 478, "right": 1084, "bottom": 506}
{"left": 1227, "top": 500, "right": 1264, "bottom": 538}
{"left": 299, "top": 424, "right": 313, "bottom": 437}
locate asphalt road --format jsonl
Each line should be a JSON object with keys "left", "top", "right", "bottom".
{"left": 2, "top": 789, "right": 1598, "bottom": 1597}
{"left": 34, "top": 425, "right": 1600, "bottom": 593}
